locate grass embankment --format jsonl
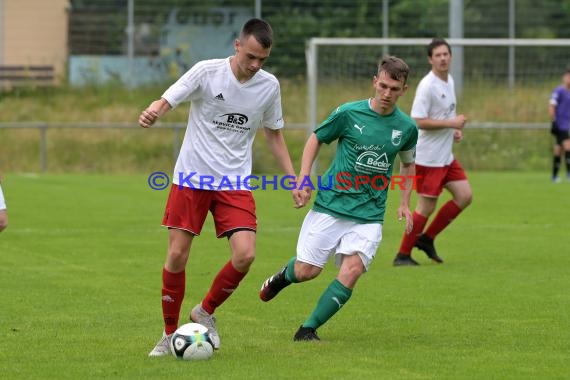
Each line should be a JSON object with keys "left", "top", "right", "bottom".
{"left": 0, "top": 81, "right": 555, "bottom": 173}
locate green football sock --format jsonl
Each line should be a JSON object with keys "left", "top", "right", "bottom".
{"left": 302, "top": 279, "right": 352, "bottom": 330}
{"left": 284, "top": 256, "right": 299, "bottom": 283}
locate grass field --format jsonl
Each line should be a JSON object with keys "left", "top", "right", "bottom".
{"left": 0, "top": 172, "right": 569, "bottom": 379}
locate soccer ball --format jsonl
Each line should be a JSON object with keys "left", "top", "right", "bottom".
{"left": 169, "top": 323, "right": 214, "bottom": 361}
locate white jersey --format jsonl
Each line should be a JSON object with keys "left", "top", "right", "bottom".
{"left": 162, "top": 57, "right": 284, "bottom": 189}
{"left": 411, "top": 71, "right": 457, "bottom": 167}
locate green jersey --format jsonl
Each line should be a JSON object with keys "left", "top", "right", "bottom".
{"left": 312, "top": 99, "right": 418, "bottom": 224}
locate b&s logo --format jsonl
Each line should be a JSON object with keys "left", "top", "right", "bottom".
{"left": 221, "top": 113, "right": 248, "bottom": 125}
{"left": 213, "top": 113, "right": 251, "bottom": 134}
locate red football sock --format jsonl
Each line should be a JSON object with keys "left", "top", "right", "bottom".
{"left": 162, "top": 268, "right": 185, "bottom": 335}
{"left": 398, "top": 212, "right": 428, "bottom": 255}
{"left": 201, "top": 261, "right": 246, "bottom": 315}
{"left": 425, "top": 200, "right": 463, "bottom": 239}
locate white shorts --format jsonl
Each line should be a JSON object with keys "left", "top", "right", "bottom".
{"left": 0, "top": 184, "right": 5, "bottom": 210}
{"left": 296, "top": 209, "right": 383, "bottom": 271}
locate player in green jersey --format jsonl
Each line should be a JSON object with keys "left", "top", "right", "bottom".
{"left": 259, "top": 56, "right": 418, "bottom": 341}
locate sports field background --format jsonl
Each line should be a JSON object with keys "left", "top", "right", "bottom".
{"left": 0, "top": 172, "right": 568, "bottom": 379}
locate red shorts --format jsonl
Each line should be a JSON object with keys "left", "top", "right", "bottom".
{"left": 416, "top": 159, "right": 468, "bottom": 197}
{"left": 162, "top": 185, "right": 257, "bottom": 237}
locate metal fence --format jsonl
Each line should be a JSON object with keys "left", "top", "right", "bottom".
{"left": 0, "top": 122, "right": 550, "bottom": 173}
{"left": 0, "top": 122, "right": 311, "bottom": 173}
{"left": 65, "top": 0, "right": 570, "bottom": 84}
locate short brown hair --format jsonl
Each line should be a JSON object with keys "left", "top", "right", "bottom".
{"left": 427, "top": 38, "right": 452, "bottom": 57}
{"left": 378, "top": 56, "right": 410, "bottom": 84}
{"left": 241, "top": 18, "right": 273, "bottom": 49}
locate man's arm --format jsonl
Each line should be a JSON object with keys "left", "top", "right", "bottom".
{"left": 139, "top": 98, "right": 172, "bottom": 128}
{"left": 414, "top": 115, "right": 467, "bottom": 130}
{"left": 397, "top": 162, "right": 416, "bottom": 234}
{"left": 296, "top": 133, "right": 322, "bottom": 207}
{"left": 264, "top": 128, "right": 308, "bottom": 207}
{"left": 263, "top": 128, "right": 296, "bottom": 176}
{"left": 298, "top": 133, "right": 321, "bottom": 179}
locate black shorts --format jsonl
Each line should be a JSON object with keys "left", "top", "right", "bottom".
{"left": 552, "top": 129, "right": 570, "bottom": 145}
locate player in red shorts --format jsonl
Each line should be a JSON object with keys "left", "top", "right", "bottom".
{"left": 139, "top": 19, "right": 299, "bottom": 355}
{"left": 393, "top": 38, "right": 473, "bottom": 266}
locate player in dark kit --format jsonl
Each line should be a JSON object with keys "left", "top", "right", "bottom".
{"left": 549, "top": 67, "right": 570, "bottom": 182}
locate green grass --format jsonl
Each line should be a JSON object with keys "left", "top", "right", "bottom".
{"left": 0, "top": 172, "right": 568, "bottom": 379}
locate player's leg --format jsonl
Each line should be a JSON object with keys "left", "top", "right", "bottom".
{"left": 260, "top": 209, "right": 332, "bottom": 302}
{"left": 394, "top": 165, "right": 439, "bottom": 266}
{"left": 149, "top": 228, "right": 194, "bottom": 357}
{"left": 417, "top": 182, "right": 467, "bottom": 261}
{"left": 562, "top": 136, "right": 570, "bottom": 180}
{"left": 295, "top": 222, "right": 379, "bottom": 341}
{"left": 191, "top": 191, "right": 257, "bottom": 349}
{"left": 259, "top": 258, "right": 322, "bottom": 301}
{"left": 150, "top": 186, "right": 210, "bottom": 357}
{"left": 416, "top": 160, "right": 471, "bottom": 263}
{"left": 293, "top": 219, "right": 382, "bottom": 341}
{"left": 553, "top": 137, "right": 562, "bottom": 182}
{"left": 294, "top": 255, "right": 362, "bottom": 341}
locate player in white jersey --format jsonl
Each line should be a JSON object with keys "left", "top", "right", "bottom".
{"left": 393, "top": 38, "right": 473, "bottom": 266}
{"left": 139, "top": 19, "right": 300, "bottom": 356}
{"left": 0, "top": 180, "right": 7, "bottom": 233}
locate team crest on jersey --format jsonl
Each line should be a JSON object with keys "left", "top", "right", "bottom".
{"left": 391, "top": 130, "right": 402, "bottom": 146}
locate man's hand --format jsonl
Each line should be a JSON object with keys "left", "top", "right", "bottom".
{"left": 453, "top": 129, "right": 463, "bottom": 143}
{"left": 451, "top": 114, "right": 467, "bottom": 130}
{"left": 292, "top": 187, "right": 312, "bottom": 208}
{"left": 139, "top": 99, "right": 170, "bottom": 128}
{"left": 397, "top": 205, "right": 413, "bottom": 234}
{"left": 139, "top": 109, "right": 159, "bottom": 128}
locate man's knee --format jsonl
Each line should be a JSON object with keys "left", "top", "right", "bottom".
{"left": 166, "top": 245, "right": 190, "bottom": 272}
{"left": 456, "top": 189, "right": 473, "bottom": 209}
{"left": 232, "top": 250, "right": 256, "bottom": 270}
{"left": 336, "top": 256, "right": 365, "bottom": 289}
{"left": 417, "top": 197, "right": 437, "bottom": 216}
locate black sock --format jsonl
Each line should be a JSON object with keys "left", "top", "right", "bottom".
{"left": 553, "top": 155, "right": 561, "bottom": 178}
{"left": 565, "top": 151, "right": 570, "bottom": 175}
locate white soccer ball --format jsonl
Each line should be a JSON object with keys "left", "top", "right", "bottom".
{"left": 169, "top": 323, "right": 214, "bottom": 361}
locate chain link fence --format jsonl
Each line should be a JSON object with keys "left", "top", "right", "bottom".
{"left": 67, "top": 0, "right": 570, "bottom": 81}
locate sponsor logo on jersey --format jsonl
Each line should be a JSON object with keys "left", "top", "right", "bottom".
{"left": 391, "top": 129, "right": 402, "bottom": 146}
{"left": 355, "top": 151, "right": 391, "bottom": 174}
{"left": 215, "top": 93, "right": 225, "bottom": 101}
{"left": 212, "top": 113, "right": 251, "bottom": 133}
{"left": 353, "top": 143, "right": 383, "bottom": 151}
{"left": 220, "top": 113, "right": 248, "bottom": 125}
